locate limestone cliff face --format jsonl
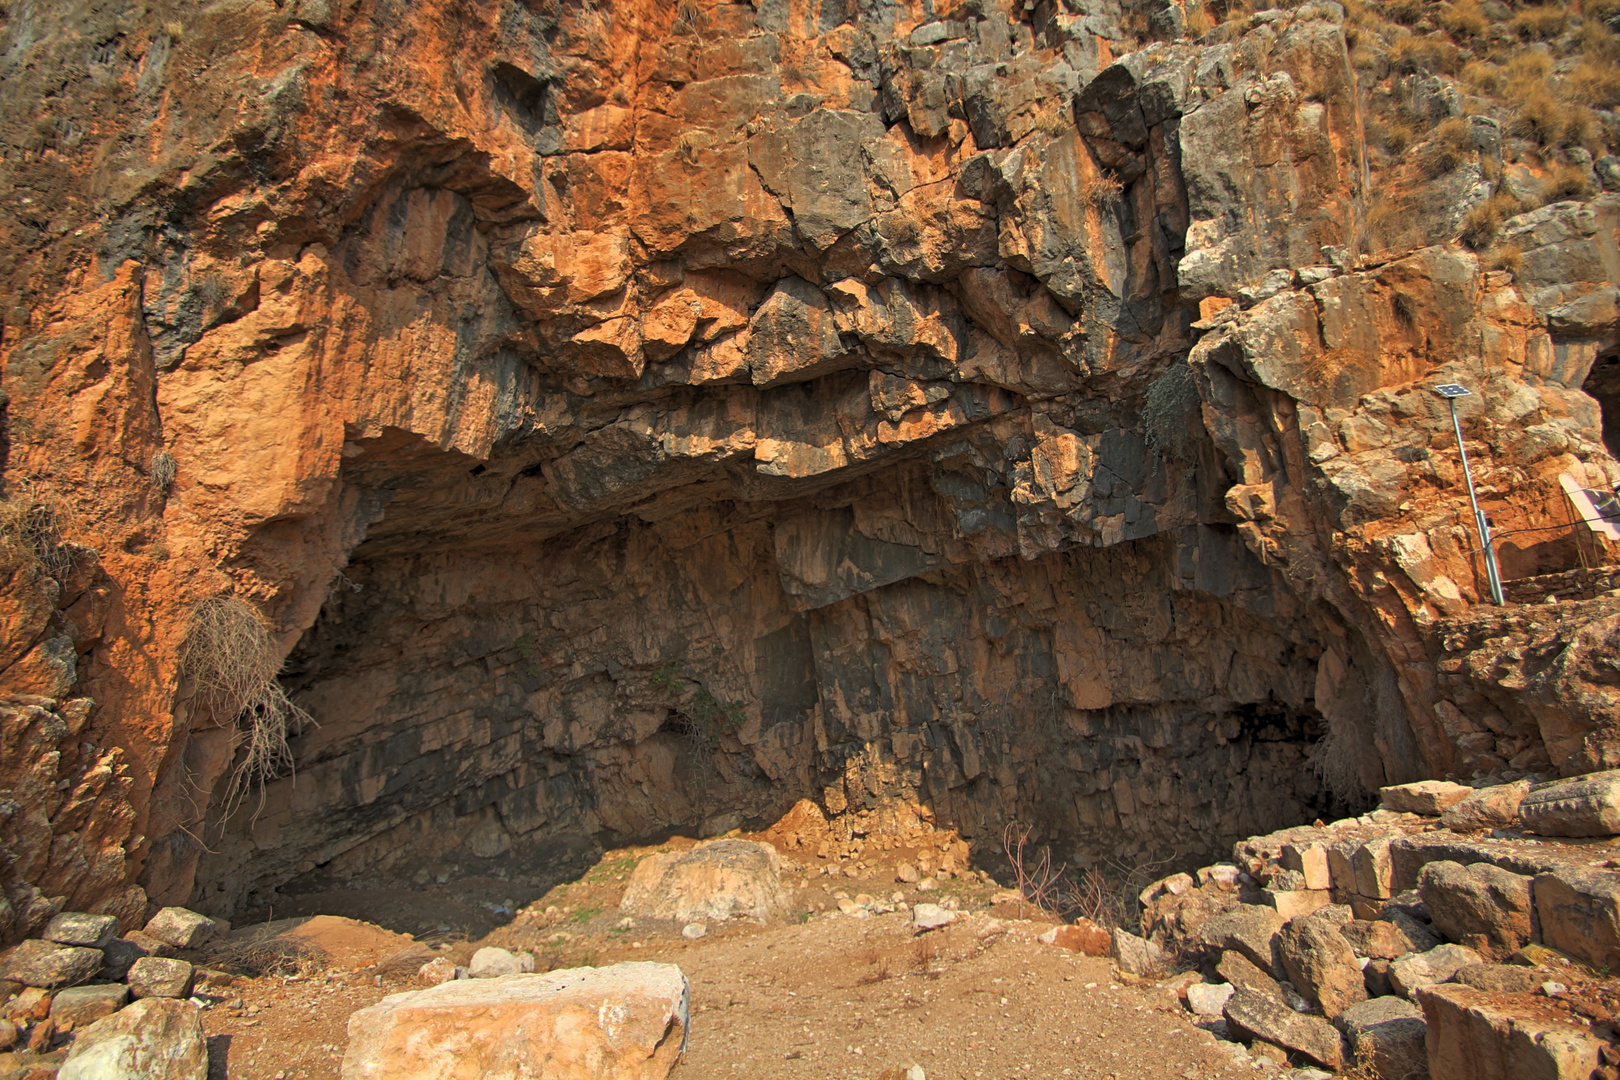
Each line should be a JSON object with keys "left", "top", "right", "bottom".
{"left": 1, "top": 0, "right": 1618, "bottom": 929}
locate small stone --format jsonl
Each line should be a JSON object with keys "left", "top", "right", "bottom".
{"left": 1388, "top": 944, "right": 1482, "bottom": 998}
{"left": 0, "top": 1018, "right": 16, "bottom": 1049}
{"left": 141, "top": 908, "right": 218, "bottom": 951}
{"left": 1542, "top": 981, "right": 1567, "bottom": 996}
{"left": 1217, "top": 951, "right": 1286, "bottom": 1004}
{"left": 58, "top": 997, "right": 207, "bottom": 1080}
{"left": 1338, "top": 919, "right": 1414, "bottom": 960}
{"left": 50, "top": 984, "right": 129, "bottom": 1028}
{"left": 682, "top": 923, "right": 707, "bottom": 939}
{"left": 1379, "top": 780, "right": 1474, "bottom": 815}
{"left": 1109, "top": 929, "right": 1167, "bottom": 976}
{"left": 1452, "top": 963, "right": 1539, "bottom": 994}
{"left": 43, "top": 913, "right": 119, "bottom": 950}
{"left": 0, "top": 939, "right": 103, "bottom": 988}
{"left": 468, "top": 947, "right": 523, "bottom": 979}
{"left": 1280, "top": 843, "right": 1332, "bottom": 891}
{"left": 917, "top": 877, "right": 937, "bottom": 892}
{"left": 127, "top": 957, "right": 195, "bottom": 999}
{"left": 7, "top": 986, "right": 52, "bottom": 1021}
{"left": 912, "top": 904, "right": 956, "bottom": 931}
{"left": 417, "top": 957, "right": 457, "bottom": 985}
{"left": 1441, "top": 780, "right": 1531, "bottom": 832}
{"left": 896, "top": 863, "right": 920, "bottom": 884}
{"left": 1038, "top": 919, "right": 1111, "bottom": 956}
{"left": 1187, "top": 982, "right": 1236, "bottom": 1016}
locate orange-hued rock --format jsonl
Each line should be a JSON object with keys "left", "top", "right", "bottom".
{"left": 0, "top": 0, "right": 1617, "bottom": 934}
{"left": 340, "top": 964, "right": 689, "bottom": 1080}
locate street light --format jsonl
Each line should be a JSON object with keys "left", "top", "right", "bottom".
{"left": 1433, "top": 384, "right": 1505, "bottom": 605}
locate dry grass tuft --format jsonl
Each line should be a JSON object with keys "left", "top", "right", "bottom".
{"left": 1460, "top": 191, "right": 1524, "bottom": 250}
{"left": 150, "top": 450, "right": 178, "bottom": 494}
{"left": 1440, "top": 0, "right": 1489, "bottom": 38}
{"left": 0, "top": 490, "right": 74, "bottom": 580}
{"left": 1485, "top": 242, "right": 1524, "bottom": 273}
{"left": 1420, "top": 116, "right": 1476, "bottom": 176}
{"left": 182, "top": 595, "right": 314, "bottom": 816}
{"left": 1509, "top": 3, "right": 1569, "bottom": 41}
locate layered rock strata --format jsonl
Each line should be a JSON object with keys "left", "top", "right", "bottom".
{"left": 0, "top": 0, "right": 1617, "bottom": 926}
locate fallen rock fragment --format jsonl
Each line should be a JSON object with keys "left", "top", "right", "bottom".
{"left": 43, "top": 913, "right": 119, "bottom": 950}
{"left": 1223, "top": 988, "right": 1344, "bottom": 1070}
{"left": 1338, "top": 919, "right": 1414, "bottom": 960}
{"left": 340, "top": 962, "right": 689, "bottom": 1080}
{"left": 1519, "top": 772, "right": 1620, "bottom": 837}
{"left": 1199, "top": 906, "right": 1284, "bottom": 972}
{"left": 1037, "top": 919, "right": 1110, "bottom": 956}
{"left": 98, "top": 938, "right": 153, "bottom": 981}
{"left": 1333, "top": 996, "right": 1426, "bottom": 1080}
{"left": 468, "top": 947, "right": 526, "bottom": 979}
{"left": 50, "top": 984, "right": 129, "bottom": 1028}
{"left": 1108, "top": 929, "right": 1167, "bottom": 976}
{"left": 417, "top": 957, "right": 456, "bottom": 985}
{"left": 1389, "top": 943, "right": 1483, "bottom": 998}
{"left": 1532, "top": 866, "right": 1620, "bottom": 971}
{"left": 127, "top": 957, "right": 195, "bottom": 999}
{"left": 1276, "top": 912, "right": 1367, "bottom": 1018}
{"left": 912, "top": 904, "right": 956, "bottom": 931}
{"left": 1451, "top": 963, "right": 1541, "bottom": 994}
{"left": 1216, "top": 951, "right": 1286, "bottom": 1003}
{"left": 1440, "top": 781, "right": 1531, "bottom": 833}
{"left": 141, "top": 908, "right": 218, "bottom": 951}
{"left": 619, "top": 841, "right": 790, "bottom": 924}
{"left": 1415, "top": 982, "right": 1602, "bottom": 1080}
{"left": 1380, "top": 780, "right": 1474, "bottom": 815}
{"left": 59, "top": 998, "right": 207, "bottom": 1080}
{"left": 0, "top": 939, "right": 103, "bottom": 988}
{"left": 1418, "top": 860, "right": 1534, "bottom": 961}
{"left": 1186, "top": 982, "right": 1235, "bottom": 1016}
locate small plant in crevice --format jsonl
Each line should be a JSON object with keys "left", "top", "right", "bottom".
{"left": 649, "top": 660, "right": 746, "bottom": 786}
{"left": 1142, "top": 360, "right": 1203, "bottom": 464}
{"left": 150, "top": 450, "right": 178, "bottom": 494}
{"left": 0, "top": 488, "right": 75, "bottom": 580}
{"left": 181, "top": 595, "right": 314, "bottom": 817}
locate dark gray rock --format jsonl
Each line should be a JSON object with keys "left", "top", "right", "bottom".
{"left": 99, "top": 938, "right": 155, "bottom": 982}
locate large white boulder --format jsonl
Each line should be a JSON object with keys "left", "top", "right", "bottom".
{"left": 59, "top": 998, "right": 207, "bottom": 1080}
{"left": 618, "top": 840, "right": 790, "bottom": 923}
{"left": 341, "top": 962, "right": 689, "bottom": 1080}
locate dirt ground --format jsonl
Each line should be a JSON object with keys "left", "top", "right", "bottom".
{"left": 189, "top": 831, "right": 1280, "bottom": 1080}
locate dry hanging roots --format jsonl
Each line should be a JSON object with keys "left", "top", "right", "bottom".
{"left": 181, "top": 595, "right": 313, "bottom": 815}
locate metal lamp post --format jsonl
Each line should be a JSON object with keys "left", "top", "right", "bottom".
{"left": 1434, "top": 383, "right": 1505, "bottom": 605}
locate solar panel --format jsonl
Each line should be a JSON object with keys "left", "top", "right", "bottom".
{"left": 1433, "top": 383, "right": 1472, "bottom": 398}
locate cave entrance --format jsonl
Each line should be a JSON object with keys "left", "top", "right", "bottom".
{"left": 1585, "top": 351, "right": 1620, "bottom": 459}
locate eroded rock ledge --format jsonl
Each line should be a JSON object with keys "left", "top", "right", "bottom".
{"left": 0, "top": 0, "right": 1617, "bottom": 929}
